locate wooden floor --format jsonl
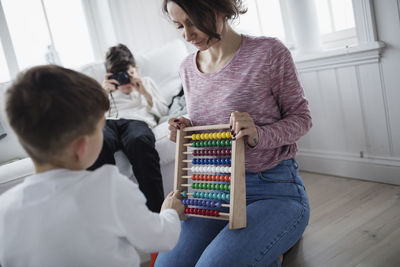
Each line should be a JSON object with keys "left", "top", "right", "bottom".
{"left": 283, "top": 171, "right": 400, "bottom": 267}
{"left": 1, "top": 171, "right": 399, "bottom": 266}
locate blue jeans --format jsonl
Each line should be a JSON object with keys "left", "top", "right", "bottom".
{"left": 155, "top": 159, "right": 310, "bottom": 267}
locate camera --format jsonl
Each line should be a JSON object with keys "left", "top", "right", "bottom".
{"left": 109, "top": 71, "right": 130, "bottom": 86}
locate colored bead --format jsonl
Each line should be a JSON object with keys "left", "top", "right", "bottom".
{"left": 200, "top": 133, "right": 205, "bottom": 140}
{"left": 212, "top": 132, "right": 218, "bottom": 139}
{"left": 182, "top": 191, "right": 187, "bottom": 197}
{"left": 216, "top": 201, "right": 222, "bottom": 208}
{"left": 191, "top": 134, "right": 196, "bottom": 140}
{"left": 216, "top": 132, "right": 222, "bottom": 139}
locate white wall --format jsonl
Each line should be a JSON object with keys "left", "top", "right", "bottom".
{"left": 295, "top": 0, "right": 400, "bottom": 184}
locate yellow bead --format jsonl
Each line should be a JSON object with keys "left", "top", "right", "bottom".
{"left": 200, "top": 133, "right": 205, "bottom": 140}
{"left": 195, "top": 134, "right": 201, "bottom": 140}
{"left": 221, "top": 132, "right": 227, "bottom": 139}
{"left": 216, "top": 132, "right": 222, "bottom": 139}
{"left": 227, "top": 132, "right": 232, "bottom": 138}
{"left": 212, "top": 132, "right": 218, "bottom": 139}
{"left": 192, "top": 134, "right": 196, "bottom": 140}
{"left": 204, "top": 133, "right": 209, "bottom": 139}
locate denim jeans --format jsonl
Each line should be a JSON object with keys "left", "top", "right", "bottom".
{"left": 155, "top": 158, "right": 310, "bottom": 267}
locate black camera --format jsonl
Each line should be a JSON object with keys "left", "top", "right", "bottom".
{"left": 109, "top": 71, "right": 130, "bottom": 86}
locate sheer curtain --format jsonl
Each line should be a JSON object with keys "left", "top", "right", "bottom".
{"left": 107, "top": 0, "right": 181, "bottom": 52}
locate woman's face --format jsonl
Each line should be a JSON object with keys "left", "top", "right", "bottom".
{"left": 167, "top": 1, "right": 224, "bottom": 50}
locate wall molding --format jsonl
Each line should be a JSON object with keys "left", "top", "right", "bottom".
{"left": 295, "top": 41, "right": 385, "bottom": 72}
{"left": 297, "top": 149, "right": 400, "bottom": 185}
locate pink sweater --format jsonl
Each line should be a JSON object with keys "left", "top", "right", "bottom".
{"left": 180, "top": 35, "right": 312, "bottom": 172}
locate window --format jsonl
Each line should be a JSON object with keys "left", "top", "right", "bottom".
{"left": 314, "top": 0, "right": 357, "bottom": 49}
{"left": 232, "top": 0, "right": 287, "bottom": 43}
{"left": 0, "top": 0, "right": 95, "bottom": 80}
{"left": 230, "top": 0, "right": 360, "bottom": 52}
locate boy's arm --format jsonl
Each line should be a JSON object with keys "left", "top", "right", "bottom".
{"left": 142, "top": 77, "right": 169, "bottom": 118}
{"left": 111, "top": 172, "right": 181, "bottom": 252}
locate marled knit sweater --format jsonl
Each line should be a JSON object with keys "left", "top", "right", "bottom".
{"left": 180, "top": 35, "right": 312, "bottom": 172}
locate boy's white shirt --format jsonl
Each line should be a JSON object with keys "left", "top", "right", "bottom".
{"left": 106, "top": 76, "right": 169, "bottom": 128}
{"left": 0, "top": 165, "right": 180, "bottom": 267}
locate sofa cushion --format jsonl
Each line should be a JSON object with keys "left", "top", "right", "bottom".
{"left": 0, "top": 82, "right": 29, "bottom": 165}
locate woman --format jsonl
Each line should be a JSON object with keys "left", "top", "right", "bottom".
{"left": 156, "top": 1, "right": 312, "bottom": 266}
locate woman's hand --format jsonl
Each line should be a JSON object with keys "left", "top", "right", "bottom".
{"left": 229, "top": 111, "right": 259, "bottom": 147}
{"left": 168, "top": 117, "right": 192, "bottom": 142}
{"left": 102, "top": 73, "right": 118, "bottom": 94}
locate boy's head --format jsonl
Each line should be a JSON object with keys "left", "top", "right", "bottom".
{"left": 105, "top": 44, "right": 136, "bottom": 73}
{"left": 105, "top": 44, "right": 139, "bottom": 94}
{"left": 6, "top": 65, "right": 110, "bottom": 170}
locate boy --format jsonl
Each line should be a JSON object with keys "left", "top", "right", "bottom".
{"left": 89, "top": 44, "right": 168, "bottom": 213}
{"left": 0, "top": 65, "right": 184, "bottom": 267}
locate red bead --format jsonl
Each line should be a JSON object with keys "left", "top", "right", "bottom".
{"left": 215, "top": 211, "right": 220, "bottom": 217}
{"left": 185, "top": 208, "right": 189, "bottom": 214}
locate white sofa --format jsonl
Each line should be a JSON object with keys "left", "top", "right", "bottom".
{"left": 0, "top": 39, "right": 189, "bottom": 198}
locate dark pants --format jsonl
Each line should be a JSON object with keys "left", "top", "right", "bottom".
{"left": 89, "top": 119, "right": 164, "bottom": 212}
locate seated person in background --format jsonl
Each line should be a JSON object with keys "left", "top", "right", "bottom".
{"left": 88, "top": 44, "right": 169, "bottom": 212}
{"left": 0, "top": 65, "right": 184, "bottom": 267}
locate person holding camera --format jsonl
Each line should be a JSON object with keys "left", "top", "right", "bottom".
{"left": 88, "top": 44, "right": 168, "bottom": 213}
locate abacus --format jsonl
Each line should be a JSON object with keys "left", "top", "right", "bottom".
{"left": 174, "top": 124, "right": 246, "bottom": 229}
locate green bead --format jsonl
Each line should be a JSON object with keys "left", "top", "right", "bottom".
{"left": 228, "top": 185, "right": 231, "bottom": 190}
{"left": 191, "top": 183, "right": 195, "bottom": 189}
{"left": 211, "top": 140, "right": 216, "bottom": 146}
{"left": 228, "top": 140, "right": 232, "bottom": 146}
{"left": 207, "top": 183, "right": 212, "bottom": 190}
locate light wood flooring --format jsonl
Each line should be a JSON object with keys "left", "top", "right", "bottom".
{"left": 1, "top": 171, "right": 399, "bottom": 267}
{"left": 283, "top": 171, "right": 400, "bottom": 267}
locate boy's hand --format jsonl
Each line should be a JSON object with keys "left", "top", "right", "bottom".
{"left": 103, "top": 73, "right": 118, "bottom": 94}
{"left": 167, "top": 117, "right": 192, "bottom": 142}
{"left": 128, "top": 75, "right": 153, "bottom": 107}
{"left": 161, "top": 190, "right": 186, "bottom": 220}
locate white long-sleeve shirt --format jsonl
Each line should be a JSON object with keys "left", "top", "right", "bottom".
{"left": 106, "top": 76, "right": 169, "bottom": 128}
{"left": 0, "top": 165, "right": 180, "bottom": 267}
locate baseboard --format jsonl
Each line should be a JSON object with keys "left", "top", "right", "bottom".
{"left": 296, "top": 151, "right": 400, "bottom": 185}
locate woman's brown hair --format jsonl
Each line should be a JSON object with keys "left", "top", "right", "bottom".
{"left": 162, "top": 0, "right": 247, "bottom": 41}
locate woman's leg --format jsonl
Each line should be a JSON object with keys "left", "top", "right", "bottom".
{"left": 196, "top": 197, "right": 309, "bottom": 267}
{"left": 196, "top": 159, "right": 309, "bottom": 267}
{"left": 155, "top": 217, "right": 227, "bottom": 267}
{"left": 119, "top": 119, "right": 164, "bottom": 212}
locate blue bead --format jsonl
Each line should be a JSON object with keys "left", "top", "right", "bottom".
{"left": 210, "top": 200, "right": 215, "bottom": 207}
{"left": 216, "top": 201, "right": 222, "bottom": 208}
{"left": 182, "top": 191, "right": 187, "bottom": 197}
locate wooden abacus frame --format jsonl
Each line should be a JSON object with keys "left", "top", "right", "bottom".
{"left": 173, "top": 124, "right": 246, "bottom": 229}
